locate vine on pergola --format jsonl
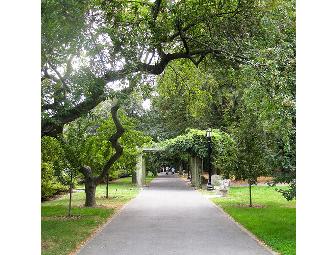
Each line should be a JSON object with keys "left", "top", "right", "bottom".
{"left": 148, "top": 129, "right": 238, "bottom": 176}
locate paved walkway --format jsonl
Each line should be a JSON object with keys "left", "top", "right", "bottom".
{"left": 77, "top": 174, "right": 273, "bottom": 255}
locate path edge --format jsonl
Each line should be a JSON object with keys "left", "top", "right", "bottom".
{"left": 71, "top": 189, "right": 145, "bottom": 255}
{"left": 197, "top": 190, "right": 279, "bottom": 255}
{"left": 182, "top": 176, "right": 278, "bottom": 254}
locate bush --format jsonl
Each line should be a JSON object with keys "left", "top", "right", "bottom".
{"left": 41, "top": 163, "right": 68, "bottom": 200}
{"left": 41, "top": 136, "right": 70, "bottom": 200}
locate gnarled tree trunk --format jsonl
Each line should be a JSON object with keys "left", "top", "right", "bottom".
{"left": 79, "top": 101, "right": 125, "bottom": 207}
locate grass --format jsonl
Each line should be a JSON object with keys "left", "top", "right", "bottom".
{"left": 41, "top": 176, "right": 154, "bottom": 255}
{"left": 209, "top": 186, "right": 296, "bottom": 255}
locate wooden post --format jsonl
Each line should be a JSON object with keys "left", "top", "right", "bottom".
{"left": 106, "top": 172, "right": 109, "bottom": 198}
{"left": 68, "top": 170, "right": 73, "bottom": 217}
{"left": 249, "top": 181, "right": 252, "bottom": 207}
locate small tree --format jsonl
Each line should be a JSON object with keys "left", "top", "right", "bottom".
{"left": 233, "top": 111, "right": 269, "bottom": 207}
{"left": 63, "top": 100, "right": 152, "bottom": 207}
{"left": 64, "top": 100, "right": 124, "bottom": 207}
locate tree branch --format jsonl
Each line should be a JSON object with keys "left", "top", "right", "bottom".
{"left": 41, "top": 45, "right": 214, "bottom": 137}
{"left": 151, "top": 0, "right": 162, "bottom": 22}
{"left": 41, "top": 92, "right": 105, "bottom": 137}
{"left": 79, "top": 166, "right": 93, "bottom": 179}
{"left": 166, "top": 4, "right": 242, "bottom": 43}
{"left": 47, "top": 61, "right": 71, "bottom": 93}
{"left": 96, "top": 101, "right": 125, "bottom": 182}
{"left": 176, "top": 18, "right": 190, "bottom": 54}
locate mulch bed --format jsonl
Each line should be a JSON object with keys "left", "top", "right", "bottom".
{"left": 233, "top": 204, "right": 266, "bottom": 208}
{"left": 42, "top": 215, "right": 82, "bottom": 221}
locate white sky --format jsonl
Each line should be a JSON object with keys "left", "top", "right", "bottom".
{"left": 142, "top": 98, "right": 151, "bottom": 110}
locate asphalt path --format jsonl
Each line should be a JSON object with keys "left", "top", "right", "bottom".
{"left": 77, "top": 173, "right": 274, "bottom": 255}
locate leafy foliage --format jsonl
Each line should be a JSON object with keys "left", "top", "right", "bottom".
{"left": 41, "top": 136, "right": 68, "bottom": 199}
{"left": 149, "top": 129, "right": 237, "bottom": 175}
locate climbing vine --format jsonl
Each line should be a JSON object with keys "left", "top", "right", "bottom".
{"left": 149, "top": 129, "right": 237, "bottom": 176}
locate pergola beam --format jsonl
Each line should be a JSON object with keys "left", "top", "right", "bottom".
{"left": 136, "top": 147, "right": 165, "bottom": 187}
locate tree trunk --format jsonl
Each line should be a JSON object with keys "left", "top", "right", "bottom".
{"left": 179, "top": 162, "right": 183, "bottom": 175}
{"left": 132, "top": 171, "right": 137, "bottom": 184}
{"left": 249, "top": 182, "right": 252, "bottom": 207}
{"left": 85, "top": 178, "right": 97, "bottom": 207}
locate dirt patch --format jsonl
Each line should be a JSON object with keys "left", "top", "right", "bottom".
{"left": 41, "top": 192, "right": 68, "bottom": 202}
{"left": 42, "top": 240, "right": 55, "bottom": 250}
{"left": 42, "top": 215, "right": 82, "bottom": 221}
{"left": 282, "top": 204, "right": 296, "bottom": 208}
{"left": 231, "top": 176, "right": 274, "bottom": 186}
{"left": 233, "top": 203, "right": 266, "bottom": 208}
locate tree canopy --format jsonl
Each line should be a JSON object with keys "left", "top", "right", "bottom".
{"left": 41, "top": 0, "right": 266, "bottom": 137}
{"left": 41, "top": 0, "right": 296, "bottom": 203}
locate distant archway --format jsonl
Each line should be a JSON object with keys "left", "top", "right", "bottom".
{"left": 136, "top": 147, "right": 164, "bottom": 187}
{"left": 136, "top": 147, "right": 203, "bottom": 188}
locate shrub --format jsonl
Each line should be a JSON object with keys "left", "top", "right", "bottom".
{"left": 41, "top": 163, "right": 67, "bottom": 200}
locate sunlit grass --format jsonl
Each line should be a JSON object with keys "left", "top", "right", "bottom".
{"left": 210, "top": 186, "right": 296, "bottom": 255}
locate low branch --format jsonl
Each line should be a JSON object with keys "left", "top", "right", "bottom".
{"left": 79, "top": 166, "right": 93, "bottom": 179}
{"left": 41, "top": 45, "right": 212, "bottom": 137}
{"left": 41, "top": 93, "right": 105, "bottom": 137}
{"left": 41, "top": 103, "right": 57, "bottom": 111}
{"left": 189, "top": 54, "right": 206, "bottom": 67}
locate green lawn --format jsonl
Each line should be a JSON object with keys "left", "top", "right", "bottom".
{"left": 41, "top": 176, "right": 155, "bottom": 255}
{"left": 211, "top": 186, "right": 296, "bottom": 255}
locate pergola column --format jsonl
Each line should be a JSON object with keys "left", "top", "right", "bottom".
{"left": 136, "top": 152, "right": 145, "bottom": 187}
{"left": 190, "top": 156, "right": 202, "bottom": 188}
{"left": 178, "top": 162, "right": 183, "bottom": 175}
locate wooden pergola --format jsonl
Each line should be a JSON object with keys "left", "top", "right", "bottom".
{"left": 136, "top": 147, "right": 204, "bottom": 188}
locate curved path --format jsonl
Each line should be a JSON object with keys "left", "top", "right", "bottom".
{"left": 77, "top": 173, "right": 273, "bottom": 255}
